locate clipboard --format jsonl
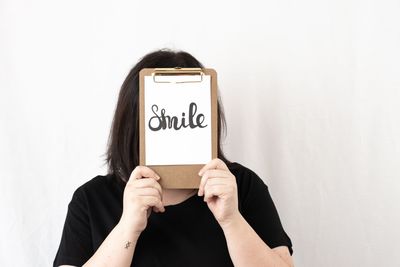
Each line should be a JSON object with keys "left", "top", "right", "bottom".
{"left": 139, "top": 68, "right": 218, "bottom": 189}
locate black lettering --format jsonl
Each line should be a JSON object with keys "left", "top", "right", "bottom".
{"left": 148, "top": 102, "right": 208, "bottom": 131}
{"left": 148, "top": 105, "right": 162, "bottom": 131}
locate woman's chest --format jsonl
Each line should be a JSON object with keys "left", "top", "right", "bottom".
{"left": 132, "top": 205, "right": 234, "bottom": 267}
{"left": 88, "top": 191, "right": 234, "bottom": 267}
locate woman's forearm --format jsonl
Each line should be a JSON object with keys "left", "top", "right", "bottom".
{"left": 221, "top": 213, "right": 290, "bottom": 267}
{"left": 80, "top": 167, "right": 163, "bottom": 267}
{"left": 83, "top": 221, "right": 141, "bottom": 267}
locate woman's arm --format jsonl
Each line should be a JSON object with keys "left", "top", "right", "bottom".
{"left": 82, "top": 221, "right": 140, "bottom": 267}
{"left": 220, "top": 213, "right": 294, "bottom": 267}
{"left": 198, "top": 159, "right": 294, "bottom": 267}
{"left": 58, "top": 222, "right": 140, "bottom": 267}
{"left": 56, "top": 166, "right": 165, "bottom": 267}
{"left": 60, "top": 211, "right": 140, "bottom": 267}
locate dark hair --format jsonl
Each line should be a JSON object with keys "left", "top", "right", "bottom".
{"left": 104, "top": 49, "right": 229, "bottom": 183}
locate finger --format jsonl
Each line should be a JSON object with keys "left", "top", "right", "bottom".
{"left": 198, "top": 158, "right": 228, "bottom": 176}
{"left": 142, "top": 196, "right": 165, "bottom": 213}
{"left": 138, "top": 188, "right": 163, "bottom": 213}
{"left": 136, "top": 187, "right": 161, "bottom": 199}
{"left": 129, "top": 166, "right": 161, "bottom": 182}
{"left": 203, "top": 184, "right": 227, "bottom": 202}
{"left": 198, "top": 170, "right": 230, "bottom": 196}
{"left": 204, "top": 177, "right": 231, "bottom": 187}
{"left": 133, "top": 178, "right": 163, "bottom": 200}
{"left": 152, "top": 207, "right": 160, "bottom": 213}
{"left": 153, "top": 197, "right": 165, "bottom": 213}
{"left": 151, "top": 201, "right": 164, "bottom": 213}
{"left": 203, "top": 177, "right": 237, "bottom": 199}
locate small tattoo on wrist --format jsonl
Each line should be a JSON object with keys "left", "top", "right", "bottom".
{"left": 125, "top": 241, "right": 132, "bottom": 249}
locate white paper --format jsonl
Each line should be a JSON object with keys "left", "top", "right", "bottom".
{"left": 144, "top": 75, "right": 212, "bottom": 165}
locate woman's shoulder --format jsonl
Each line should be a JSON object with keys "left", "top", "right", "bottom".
{"left": 226, "top": 161, "right": 269, "bottom": 207}
{"left": 227, "top": 161, "right": 268, "bottom": 189}
{"left": 71, "top": 173, "right": 123, "bottom": 201}
{"left": 76, "top": 173, "right": 115, "bottom": 190}
{"left": 227, "top": 161, "right": 263, "bottom": 181}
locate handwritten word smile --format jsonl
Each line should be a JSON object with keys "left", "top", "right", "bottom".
{"left": 148, "top": 102, "right": 208, "bottom": 131}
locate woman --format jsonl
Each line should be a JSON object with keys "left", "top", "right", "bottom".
{"left": 53, "top": 49, "right": 294, "bottom": 267}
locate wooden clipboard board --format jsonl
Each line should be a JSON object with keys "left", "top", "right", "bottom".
{"left": 139, "top": 68, "right": 218, "bottom": 189}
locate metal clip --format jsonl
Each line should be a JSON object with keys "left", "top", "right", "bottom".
{"left": 152, "top": 67, "right": 204, "bottom": 83}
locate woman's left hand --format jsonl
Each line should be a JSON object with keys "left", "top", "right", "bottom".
{"left": 198, "top": 158, "right": 240, "bottom": 228}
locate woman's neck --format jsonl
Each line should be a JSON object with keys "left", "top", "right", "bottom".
{"left": 162, "top": 188, "right": 198, "bottom": 206}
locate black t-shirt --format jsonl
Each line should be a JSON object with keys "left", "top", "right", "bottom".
{"left": 53, "top": 162, "right": 293, "bottom": 267}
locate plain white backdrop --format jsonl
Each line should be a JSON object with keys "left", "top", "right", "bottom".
{"left": 1, "top": 0, "right": 399, "bottom": 266}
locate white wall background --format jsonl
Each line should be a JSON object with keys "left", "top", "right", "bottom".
{"left": 1, "top": 0, "right": 399, "bottom": 266}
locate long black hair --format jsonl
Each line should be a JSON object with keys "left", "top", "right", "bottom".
{"left": 104, "top": 49, "right": 229, "bottom": 183}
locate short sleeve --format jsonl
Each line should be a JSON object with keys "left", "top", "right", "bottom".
{"left": 238, "top": 167, "right": 293, "bottom": 255}
{"left": 53, "top": 187, "right": 93, "bottom": 266}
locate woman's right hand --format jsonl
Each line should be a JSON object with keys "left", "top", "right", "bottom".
{"left": 119, "top": 166, "right": 165, "bottom": 235}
